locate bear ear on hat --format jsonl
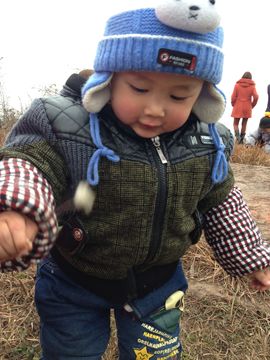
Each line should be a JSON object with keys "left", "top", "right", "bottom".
{"left": 192, "top": 83, "right": 226, "bottom": 124}
{"left": 82, "top": 72, "right": 113, "bottom": 113}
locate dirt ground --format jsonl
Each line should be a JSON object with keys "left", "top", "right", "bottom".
{"left": 180, "top": 163, "right": 270, "bottom": 359}
{"left": 187, "top": 162, "right": 270, "bottom": 307}
{"left": 231, "top": 163, "right": 270, "bottom": 239}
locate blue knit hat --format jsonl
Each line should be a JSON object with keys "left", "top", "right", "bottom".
{"left": 82, "top": 0, "right": 228, "bottom": 186}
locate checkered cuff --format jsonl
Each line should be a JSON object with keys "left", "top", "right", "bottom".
{"left": 0, "top": 158, "right": 58, "bottom": 272}
{"left": 204, "top": 186, "right": 270, "bottom": 276}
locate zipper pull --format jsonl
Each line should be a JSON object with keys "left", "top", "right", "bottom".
{"left": 152, "top": 136, "right": 168, "bottom": 164}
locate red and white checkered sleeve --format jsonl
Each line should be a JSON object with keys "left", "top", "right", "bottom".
{"left": 204, "top": 186, "right": 270, "bottom": 277}
{"left": 0, "top": 158, "right": 58, "bottom": 272}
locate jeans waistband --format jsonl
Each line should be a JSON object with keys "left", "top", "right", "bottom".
{"left": 51, "top": 246, "right": 178, "bottom": 304}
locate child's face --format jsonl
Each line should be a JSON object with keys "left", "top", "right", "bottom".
{"left": 262, "top": 127, "right": 270, "bottom": 134}
{"left": 110, "top": 71, "right": 203, "bottom": 138}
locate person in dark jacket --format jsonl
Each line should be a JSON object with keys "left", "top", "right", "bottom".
{"left": 0, "top": 1, "right": 269, "bottom": 359}
{"left": 60, "top": 69, "right": 93, "bottom": 99}
{"left": 246, "top": 84, "right": 270, "bottom": 152}
{"left": 231, "top": 71, "right": 259, "bottom": 144}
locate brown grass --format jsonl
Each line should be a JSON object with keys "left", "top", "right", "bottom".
{"left": 182, "top": 240, "right": 270, "bottom": 360}
{"left": 0, "top": 131, "right": 270, "bottom": 359}
{"left": 231, "top": 143, "right": 270, "bottom": 167}
{"left": 1, "top": 240, "right": 269, "bottom": 360}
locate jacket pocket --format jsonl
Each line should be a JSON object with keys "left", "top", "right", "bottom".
{"left": 56, "top": 214, "right": 88, "bottom": 255}
{"left": 128, "top": 261, "right": 188, "bottom": 320}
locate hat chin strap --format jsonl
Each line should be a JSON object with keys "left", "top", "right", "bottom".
{"left": 192, "top": 83, "right": 228, "bottom": 184}
{"left": 193, "top": 83, "right": 226, "bottom": 124}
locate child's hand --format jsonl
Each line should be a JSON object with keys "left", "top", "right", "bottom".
{"left": 249, "top": 268, "right": 270, "bottom": 291}
{"left": 0, "top": 211, "right": 38, "bottom": 261}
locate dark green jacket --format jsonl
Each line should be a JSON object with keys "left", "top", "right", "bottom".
{"left": 0, "top": 93, "right": 234, "bottom": 281}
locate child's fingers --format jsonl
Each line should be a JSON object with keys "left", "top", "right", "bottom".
{"left": 9, "top": 218, "right": 32, "bottom": 256}
{"left": 250, "top": 268, "right": 270, "bottom": 291}
{"left": 17, "top": 238, "right": 33, "bottom": 257}
{"left": 11, "top": 216, "right": 37, "bottom": 257}
{"left": 250, "top": 280, "right": 270, "bottom": 292}
{"left": 24, "top": 215, "right": 39, "bottom": 244}
{"left": 0, "top": 212, "right": 37, "bottom": 260}
{"left": 0, "top": 247, "right": 13, "bottom": 261}
{"left": 0, "top": 220, "right": 22, "bottom": 260}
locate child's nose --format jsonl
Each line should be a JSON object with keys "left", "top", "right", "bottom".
{"left": 144, "top": 101, "right": 165, "bottom": 117}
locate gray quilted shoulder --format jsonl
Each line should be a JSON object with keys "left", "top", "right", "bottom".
{"left": 42, "top": 95, "right": 90, "bottom": 142}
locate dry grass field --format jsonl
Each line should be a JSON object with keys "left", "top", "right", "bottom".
{"left": 0, "top": 122, "right": 269, "bottom": 360}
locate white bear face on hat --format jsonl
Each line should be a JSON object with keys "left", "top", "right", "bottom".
{"left": 155, "top": 0, "right": 220, "bottom": 34}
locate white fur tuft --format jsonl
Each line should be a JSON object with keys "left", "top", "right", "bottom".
{"left": 73, "top": 181, "right": 96, "bottom": 215}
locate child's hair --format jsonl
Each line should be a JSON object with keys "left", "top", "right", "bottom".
{"left": 259, "top": 116, "right": 270, "bottom": 129}
{"left": 242, "top": 71, "right": 252, "bottom": 79}
{"left": 79, "top": 69, "right": 94, "bottom": 80}
{"left": 79, "top": 1, "right": 228, "bottom": 186}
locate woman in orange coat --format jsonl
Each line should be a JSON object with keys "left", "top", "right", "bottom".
{"left": 231, "top": 71, "right": 259, "bottom": 143}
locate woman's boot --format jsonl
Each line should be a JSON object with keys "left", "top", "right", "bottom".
{"left": 234, "top": 130, "right": 240, "bottom": 143}
{"left": 239, "top": 133, "right": 246, "bottom": 144}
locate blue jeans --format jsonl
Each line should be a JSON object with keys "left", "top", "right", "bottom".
{"left": 35, "top": 256, "right": 188, "bottom": 360}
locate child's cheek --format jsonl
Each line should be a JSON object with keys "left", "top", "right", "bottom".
{"left": 111, "top": 98, "right": 137, "bottom": 124}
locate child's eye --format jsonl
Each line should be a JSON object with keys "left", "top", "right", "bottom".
{"left": 129, "top": 84, "right": 148, "bottom": 93}
{"left": 171, "top": 95, "right": 186, "bottom": 101}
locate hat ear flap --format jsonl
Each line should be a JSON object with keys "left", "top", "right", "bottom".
{"left": 82, "top": 71, "right": 113, "bottom": 113}
{"left": 193, "top": 83, "right": 226, "bottom": 124}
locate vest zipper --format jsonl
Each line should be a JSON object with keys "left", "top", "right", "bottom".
{"left": 145, "top": 136, "right": 168, "bottom": 263}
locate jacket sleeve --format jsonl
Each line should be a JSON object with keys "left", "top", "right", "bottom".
{"left": 0, "top": 99, "right": 69, "bottom": 271}
{"left": 0, "top": 99, "right": 68, "bottom": 204}
{"left": 0, "top": 158, "right": 58, "bottom": 272}
{"left": 252, "top": 87, "right": 259, "bottom": 108}
{"left": 231, "top": 85, "right": 238, "bottom": 106}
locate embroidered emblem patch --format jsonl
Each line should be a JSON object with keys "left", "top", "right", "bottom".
{"left": 157, "top": 48, "right": 196, "bottom": 71}
{"left": 134, "top": 346, "right": 154, "bottom": 359}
